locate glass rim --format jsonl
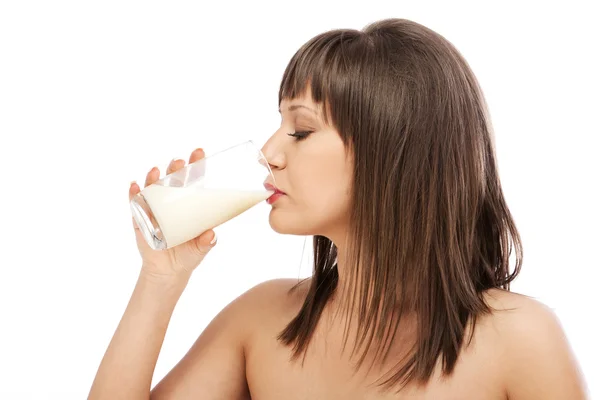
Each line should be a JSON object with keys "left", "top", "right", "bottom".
{"left": 205, "top": 140, "right": 274, "bottom": 181}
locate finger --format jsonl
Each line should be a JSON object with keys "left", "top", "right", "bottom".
{"left": 129, "top": 181, "right": 142, "bottom": 231}
{"left": 144, "top": 167, "right": 160, "bottom": 188}
{"left": 189, "top": 148, "right": 205, "bottom": 164}
{"left": 129, "top": 181, "right": 140, "bottom": 201}
{"left": 166, "top": 158, "right": 185, "bottom": 175}
{"left": 191, "top": 229, "right": 217, "bottom": 256}
{"left": 132, "top": 217, "right": 139, "bottom": 230}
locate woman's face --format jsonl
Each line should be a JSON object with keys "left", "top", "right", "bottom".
{"left": 261, "top": 91, "right": 354, "bottom": 240}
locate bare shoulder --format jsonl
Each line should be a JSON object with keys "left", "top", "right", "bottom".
{"left": 482, "top": 288, "right": 556, "bottom": 325}
{"left": 481, "top": 288, "right": 575, "bottom": 348}
{"left": 235, "top": 277, "right": 309, "bottom": 329}
{"left": 239, "top": 277, "right": 308, "bottom": 312}
{"left": 150, "top": 278, "right": 308, "bottom": 399}
{"left": 484, "top": 286, "right": 544, "bottom": 308}
{"left": 479, "top": 288, "right": 589, "bottom": 399}
{"left": 244, "top": 277, "right": 309, "bottom": 299}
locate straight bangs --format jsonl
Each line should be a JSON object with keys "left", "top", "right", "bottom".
{"left": 278, "top": 28, "right": 365, "bottom": 146}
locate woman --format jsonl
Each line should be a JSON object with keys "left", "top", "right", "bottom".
{"left": 89, "top": 18, "right": 587, "bottom": 399}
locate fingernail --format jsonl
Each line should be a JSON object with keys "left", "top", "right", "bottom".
{"left": 130, "top": 181, "right": 136, "bottom": 187}
{"left": 210, "top": 232, "right": 218, "bottom": 245}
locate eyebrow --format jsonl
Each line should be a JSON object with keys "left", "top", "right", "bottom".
{"left": 278, "top": 104, "right": 318, "bottom": 114}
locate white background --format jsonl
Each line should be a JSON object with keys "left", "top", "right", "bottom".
{"left": 1, "top": 0, "right": 598, "bottom": 398}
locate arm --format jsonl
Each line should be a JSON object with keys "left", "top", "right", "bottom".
{"left": 503, "top": 299, "right": 589, "bottom": 399}
{"left": 89, "top": 150, "right": 254, "bottom": 399}
{"left": 149, "top": 280, "right": 257, "bottom": 399}
{"left": 88, "top": 272, "right": 257, "bottom": 400}
{"left": 88, "top": 272, "right": 191, "bottom": 400}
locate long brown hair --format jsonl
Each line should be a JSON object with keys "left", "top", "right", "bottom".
{"left": 276, "top": 18, "right": 523, "bottom": 391}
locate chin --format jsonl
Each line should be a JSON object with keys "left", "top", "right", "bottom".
{"left": 268, "top": 209, "right": 316, "bottom": 236}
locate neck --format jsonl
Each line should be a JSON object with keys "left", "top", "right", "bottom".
{"left": 324, "top": 231, "right": 407, "bottom": 320}
{"left": 317, "top": 235, "right": 417, "bottom": 366}
{"left": 324, "top": 232, "right": 362, "bottom": 318}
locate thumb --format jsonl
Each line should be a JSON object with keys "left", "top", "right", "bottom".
{"left": 191, "top": 229, "right": 217, "bottom": 256}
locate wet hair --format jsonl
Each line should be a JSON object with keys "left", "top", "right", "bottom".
{"left": 276, "top": 18, "right": 522, "bottom": 391}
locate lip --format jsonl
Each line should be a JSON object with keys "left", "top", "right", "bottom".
{"left": 264, "top": 182, "right": 285, "bottom": 204}
{"left": 264, "top": 182, "right": 285, "bottom": 195}
{"left": 266, "top": 192, "right": 284, "bottom": 205}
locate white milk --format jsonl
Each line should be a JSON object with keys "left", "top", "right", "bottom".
{"left": 141, "top": 183, "right": 273, "bottom": 248}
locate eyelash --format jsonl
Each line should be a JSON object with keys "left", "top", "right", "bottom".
{"left": 287, "top": 130, "right": 313, "bottom": 141}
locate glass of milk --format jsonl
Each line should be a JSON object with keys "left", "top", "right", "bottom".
{"left": 130, "top": 140, "right": 275, "bottom": 250}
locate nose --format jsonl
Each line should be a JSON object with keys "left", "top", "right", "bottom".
{"left": 258, "top": 155, "right": 275, "bottom": 172}
{"left": 260, "top": 135, "right": 285, "bottom": 171}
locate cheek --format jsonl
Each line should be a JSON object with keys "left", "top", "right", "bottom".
{"left": 302, "top": 167, "right": 352, "bottom": 217}
{"left": 286, "top": 133, "right": 353, "bottom": 225}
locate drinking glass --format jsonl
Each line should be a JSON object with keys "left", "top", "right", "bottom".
{"left": 130, "top": 141, "right": 274, "bottom": 250}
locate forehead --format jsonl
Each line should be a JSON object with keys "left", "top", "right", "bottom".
{"left": 280, "top": 85, "right": 315, "bottom": 105}
{"left": 279, "top": 88, "right": 326, "bottom": 118}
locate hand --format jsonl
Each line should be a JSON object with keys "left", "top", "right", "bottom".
{"left": 129, "top": 148, "right": 217, "bottom": 281}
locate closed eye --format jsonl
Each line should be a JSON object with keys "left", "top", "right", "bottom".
{"left": 287, "top": 130, "right": 313, "bottom": 141}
